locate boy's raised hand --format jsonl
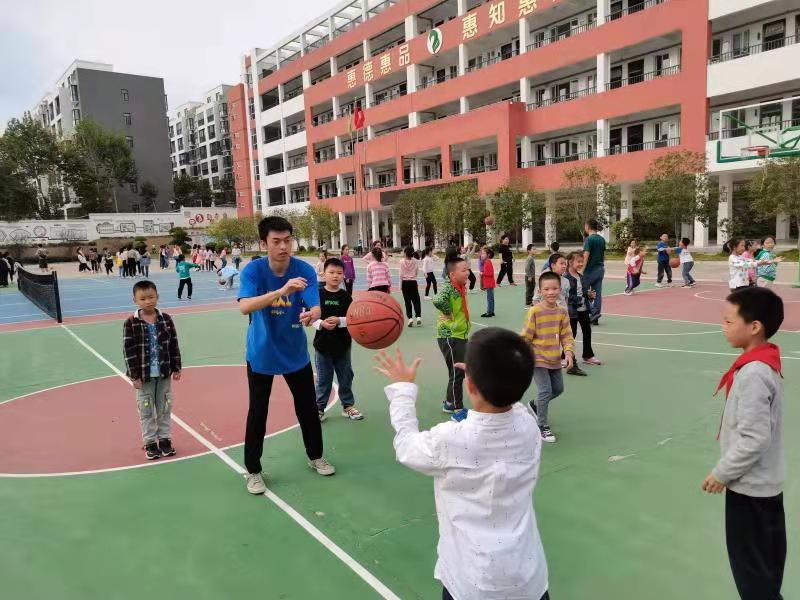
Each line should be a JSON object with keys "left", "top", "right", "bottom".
{"left": 374, "top": 348, "right": 422, "bottom": 384}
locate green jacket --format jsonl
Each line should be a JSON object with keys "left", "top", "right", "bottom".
{"left": 176, "top": 261, "right": 200, "bottom": 279}
{"left": 432, "top": 280, "right": 470, "bottom": 340}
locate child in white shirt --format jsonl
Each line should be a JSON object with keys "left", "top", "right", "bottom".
{"left": 375, "top": 328, "right": 550, "bottom": 600}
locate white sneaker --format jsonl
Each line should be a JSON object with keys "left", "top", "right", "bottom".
{"left": 424, "top": 295, "right": 431, "bottom": 300}
{"left": 655, "top": 283, "right": 664, "bottom": 288}
{"left": 408, "top": 318, "right": 414, "bottom": 328}
{"left": 246, "top": 472, "right": 267, "bottom": 495}
{"left": 309, "top": 457, "right": 336, "bottom": 476}
{"left": 342, "top": 406, "right": 364, "bottom": 420}
{"left": 416, "top": 317, "right": 422, "bottom": 326}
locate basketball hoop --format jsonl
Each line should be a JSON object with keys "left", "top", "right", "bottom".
{"left": 742, "top": 146, "right": 771, "bottom": 158}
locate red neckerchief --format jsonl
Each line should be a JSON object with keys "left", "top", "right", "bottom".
{"left": 714, "top": 343, "right": 782, "bottom": 439}
{"left": 450, "top": 275, "right": 469, "bottom": 322}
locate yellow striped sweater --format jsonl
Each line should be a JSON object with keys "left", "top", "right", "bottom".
{"left": 521, "top": 303, "right": 575, "bottom": 369}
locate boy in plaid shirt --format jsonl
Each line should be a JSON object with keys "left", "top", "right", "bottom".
{"left": 123, "top": 281, "right": 182, "bottom": 460}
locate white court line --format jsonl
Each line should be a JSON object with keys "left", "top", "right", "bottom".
{"left": 469, "top": 320, "right": 799, "bottom": 360}
{"left": 50, "top": 328, "right": 401, "bottom": 599}
{"left": 695, "top": 290, "right": 800, "bottom": 304}
{"left": 592, "top": 330, "right": 720, "bottom": 337}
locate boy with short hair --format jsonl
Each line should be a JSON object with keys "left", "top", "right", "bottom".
{"left": 702, "top": 287, "right": 785, "bottom": 600}
{"left": 677, "top": 237, "right": 696, "bottom": 288}
{"left": 655, "top": 233, "right": 674, "bottom": 287}
{"left": 175, "top": 254, "right": 201, "bottom": 300}
{"left": 312, "top": 257, "right": 363, "bottom": 422}
{"left": 521, "top": 271, "right": 575, "bottom": 443}
{"left": 123, "top": 281, "right": 182, "bottom": 460}
{"left": 432, "top": 257, "right": 471, "bottom": 422}
{"left": 375, "top": 328, "right": 550, "bottom": 600}
{"left": 525, "top": 244, "right": 537, "bottom": 308}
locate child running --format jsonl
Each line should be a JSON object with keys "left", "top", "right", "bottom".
{"left": 624, "top": 246, "right": 647, "bottom": 295}
{"left": 481, "top": 248, "right": 496, "bottom": 318}
{"left": 175, "top": 254, "right": 201, "bottom": 300}
{"left": 433, "top": 256, "right": 471, "bottom": 422}
{"left": 564, "top": 251, "right": 601, "bottom": 375}
{"left": 313, "top": 257, "right": 363, "bottom": 422}
{"left": 521, "top": 271, "right": 575, "bottom": 443}
{"left": 366, "top": 248, "right": 392, "bottom": 292}
{"left": 400, "top": 246, "right": 422, "bottom": 327}
{"left": 755, "top": 236, "right": 779, "bottom": 287}
{"left": 677, "top": 237, "right": 696, "bottom": 288}
{"left": 422, "top": 247, "right": 439, "bottom": 299}
{"left": 701, "top": 287, "right": 785, "bottom": 600}
{"left": 375, "top": 328, "right": 550, "bottom": 600}
{"left": 123, "top": 281, "right": 182, "bottom": 460}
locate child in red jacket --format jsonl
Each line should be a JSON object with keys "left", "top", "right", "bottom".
{"left": 481, "top": 247, "right": 496, "bottom": 318}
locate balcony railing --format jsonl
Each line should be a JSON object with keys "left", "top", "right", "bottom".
{"left": 465, "top": 49, "right": 520, "bottom": 73}
{"left": 317, "top": 189, "right": 338, "bottom": 199}
{"left": 606, "top": 0, "right": 666, "bottom": 23}
{"left": 368, "top": 0, "right": 397, "bottom": 17}
{"left": 315, "top": 147, "right": 336, "bottom": 163}
{"left": 526, "top": 21, "right": 596, "bottom": 52}
{"left": 709, "top": 35, "right": 797, "bottom": 65}
{"left": 374, "top": 87, "right": 407, "bottom": 106}
{"left": 311, "top": 73, "right": 331, "bottom": 86}
{"left": 365, "top": 179, "right": 397, "bottom": 190}
{"left": 609, "top": 137, "right": 680, "bottom": 154}
{"left": 338, "top": 97, "right": 366, "bottom": 118}
{"left": 375, "top": 124, "right": 408, "bottom": 137}
{"left": 527, "top": 86, "right": 597, "bottom": 110}
{"left": 451, "top": 164, "right": 498, "bottom": 177}
{"left": 371, "top": 37, "right": 405, "bottom": 58}
{"left": 291, "top": 195, "right": 310, "bottom": 203}
{"left": 287, "top": 156, "right": 308, "bottom": 169}
{"left": 520, "top": 151, "right": 596, "bottom": 167}
{"left": 286, "top": 122, "right": 306, "bottom": 136}
{"left": 306, "top": 36, "right": 329, "bottom": 52}
{"left": 403, "top": 172, "right": 442, "bottom": 184}
{"left": 418, "top": 70, "right": 458, "bottom": 90}
{"left": 606, "top": 64, "right": 681, "bottom": 90}
{"left": 334, "top": 15, "right": 363, "bottom": 37}
{"left": 266, "top": 166, "right": 285, "bottom": 175}
{"left": 313, "top": 110, "right": 334, "bottom": 126}
{"left": 707, "top": 118, "right": 800, "bottom": 141}
{"left": 282, "top": 50, "right": 301, "bottom": 65}
{"left": 263, "top": 133, "right": 282, "bottom": 144}
{"left": 283, "top": 87, "right": 304, "bottom": 100}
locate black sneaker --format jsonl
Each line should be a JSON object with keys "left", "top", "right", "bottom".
{"left": 567, "top": 365, "right": 588, "bottom": 376}
{"left": 158, "top": 439, "right": 176, "bottom": 457}
{"left": 144, "top": 443, "right": 161, "bottom": 460}
{"left": 540, "top": 426, "right": 557, "bottom": 443}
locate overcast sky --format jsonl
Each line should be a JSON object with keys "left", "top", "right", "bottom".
{"left": 0, "top": 0, "right": 335, "bottom": 127}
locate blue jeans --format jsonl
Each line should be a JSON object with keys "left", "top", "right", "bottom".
{"left": 532, "top": 367, "right": 564, "bottom": 428}
{"left": 315, "top": 348, "right": 355, "bottom": 410}
{"left": 682, "top": 261, "right": 695, "bottom": 285}
{"left": 486, "top": 288, "right": 495, "bottom": 314}
{"left": 582, "top": 265, "right": 604, "bottom": 319}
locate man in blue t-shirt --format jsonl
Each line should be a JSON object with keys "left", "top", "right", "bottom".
{"left": 581, "top": 219, "right": 606, "bottom": 324}
{"left": 238, "top": 216, "right": 336, "bottom": 495}
{"left": 655, "top": 233, "right": 674, "bottom": 287}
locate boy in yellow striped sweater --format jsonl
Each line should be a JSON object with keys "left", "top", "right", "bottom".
{"left": 521, "top": 271, "right": 575, "bottom": 443}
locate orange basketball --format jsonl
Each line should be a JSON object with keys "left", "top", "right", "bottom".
{"left": 484, "top": 215, "right": 495, "bottom": 226}
{"left": 669, "top": 257, "right": 680, "bottom": 269}
{"left": 346, "top": 291, "right": 405, "bottom": 350}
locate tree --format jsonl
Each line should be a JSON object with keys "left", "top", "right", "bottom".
{"left": 169, "top": 226, "right": 192, "bottom": 246}
{"left": 0, "top": 116, "right": 63, "bottom": 211}
{"left": 0, "top": 158, "right": 38, "bottom": 220}
{"left": 196, "top": 179, "right": 214, "bottom": 207}
{"left": 558, "top": 165, "right": 619, "bottom": 240}
{"left": 173, "top": 173, "right": 196, "bottom": 207}
{"left": 307, "top": 204, "right": 338, "bottom": 247}
{"left": 635, "top": 150, "right": 716, "bottom": 240}
{"left": 431, "top": 181, "right": 481, "bottom": 246}
{"left": 139, "top": 181, "right": 158, "bottom": 212}
{"left": 60, "top": 120, "right": 137, "bottom": 215}
{"left": 207, "top": 217, "right": 241, "bottom": 248}
{"left": 214, "top": 178, "right": 236, "bottom": 206}
{"left": 393, "top": 187, "right": 436, "bottom": 248}
{"left": 749, "top": 156, "right": 800, "bottom": 285}
{"left": 489, "top": 178, "right": 545, "bottom": 246}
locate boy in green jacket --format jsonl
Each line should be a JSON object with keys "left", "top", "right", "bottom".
{"left": 175, "top": 254, "right": 201, "bottom": 300}
{"left": 432, "top": 256, "right": 471, "bottom": 422}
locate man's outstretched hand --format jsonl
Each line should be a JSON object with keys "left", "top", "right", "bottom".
{"left": 374, "top": 348, "right": 422, "bottom": 384}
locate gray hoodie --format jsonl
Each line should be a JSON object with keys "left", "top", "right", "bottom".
{"left": 712, "top": 361, "right": 784, "bottom": 497}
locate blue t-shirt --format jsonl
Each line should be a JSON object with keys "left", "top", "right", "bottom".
{"left": 146, "top": 322, "right": 160, "bottom": 378}
{"left": 657, "top": 241, "right": 670, "bottom": 264}
{"left": 238, "top": 257, "right": 320, "bottom": 375}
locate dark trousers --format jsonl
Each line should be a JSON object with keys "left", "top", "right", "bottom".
{"left": 570, "top": 311, "right": 594, "bottom": 360}
{"left": 726, "top": 489, "right": 786, "bottom": 600}
{"left": 401, "top": 280, "right": 421, "bottom": 318}
{"left": 625, "top": 272, "right": 641, "bottom": 292}
{"left": 657, "top": 262, "right": 672, "bottom": 283}
{"left": 104, "top": 260, "right": 113, "bottom": 275}
{"left": 369, "top": 285, "right": 390, "bottom": 293}
{"left": 178, "top": 278, "right": 193, "bottom": 299}
{"left": 245, "top": 362, "right": 323, "bottom": 473}
{"left": 127, "top": 258, "right": 137, "bottom": 277}
{"left": 467, "top": 269, "right": 476, "bottom": 290}
{"left": 444, "top": 588, "right": 549, "bottom": 600}
{"left": 344, "top": 279, "right": 354, "bottom": 295}
{"left": 437, "top": 337, "right": 467, "bottom": 409}
{"left": 425, "top": 272, "right": 438, "bottom": 296}
{"left": 525, "top": 277, "right": 536, "bottom": 305}
{"left": 497, "top": 260, "right": 514, "bottom": 285}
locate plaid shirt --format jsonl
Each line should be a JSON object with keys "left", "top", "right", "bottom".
{"left": 122, "top": 309, "right": 181, "bottom": 382}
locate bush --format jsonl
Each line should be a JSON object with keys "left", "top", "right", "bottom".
{"left": 298, "top": 245, "right": 306, "bottom": 253}
{"left": 180, "top": 243, "right": 192, "bottom": 255}
{"left": 611, "top": 219, "right": 636, "bottom": 252}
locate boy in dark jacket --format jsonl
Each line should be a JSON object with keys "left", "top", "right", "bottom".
{"left": 563, "top": 252, "right": 602, "bottom": 376}
{"left": 123, "top": 281, "right": 182, "bottom": 460}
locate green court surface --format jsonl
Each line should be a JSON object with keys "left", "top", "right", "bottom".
{"left": 1, "top": 279, "right": 797, "bottom": 599}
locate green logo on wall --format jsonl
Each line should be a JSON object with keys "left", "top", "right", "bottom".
{"left": 427, "top": 28, "right": 443, "bottom": 55}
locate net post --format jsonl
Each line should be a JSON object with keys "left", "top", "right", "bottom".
{"left": 52, "top": 271, "right": 63, "bottom": 323}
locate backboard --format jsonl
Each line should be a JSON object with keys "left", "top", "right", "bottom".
{"left": 716, "top": 96, "right": 800, "bottom": 163}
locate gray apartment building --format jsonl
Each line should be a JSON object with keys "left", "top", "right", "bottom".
{"left": 31, "top": 60, "right": 173, "bottom": 212}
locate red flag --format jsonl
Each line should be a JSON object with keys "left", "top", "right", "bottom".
{"left": 354, "top": 103, "right": 365, "bottom": 129}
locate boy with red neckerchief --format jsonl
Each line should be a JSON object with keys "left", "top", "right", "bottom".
{"left": 702, "top": 286, "right": 785, "bottom": 600}
{"left": 432, "top": 256, "right": 471, "bottom": 422}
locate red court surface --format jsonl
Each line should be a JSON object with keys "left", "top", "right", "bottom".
{"left": 0, "top": 366, "right": 303, "bottom": 475}
{"left": 604, "top": 283, "right": 800, "bottom": 330}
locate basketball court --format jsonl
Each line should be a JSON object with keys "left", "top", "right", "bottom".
{"left": 0, "top": 263, "right": 798, "bottom": 599}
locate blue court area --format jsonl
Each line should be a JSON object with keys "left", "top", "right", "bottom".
{"left": 0, "top": 260, "right": 398, "bottom": 325}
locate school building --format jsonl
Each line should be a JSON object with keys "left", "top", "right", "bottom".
{"left": 228, "top": 0, "right": 800, "bottom": 248}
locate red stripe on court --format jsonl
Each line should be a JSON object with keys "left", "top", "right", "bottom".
{"left": 603, "top": 283, "right": 800, "bottom": 330}
{"left": 0, "top": 366, "right": 310, "bottom": 475}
